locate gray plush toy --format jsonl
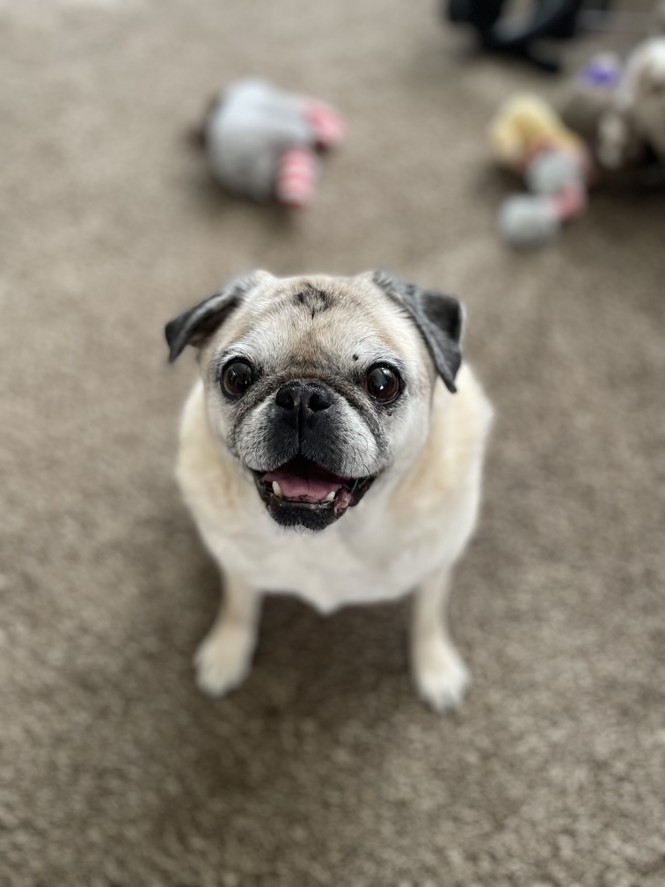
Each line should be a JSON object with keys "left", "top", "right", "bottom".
{"left": 200, "top": 79, "right": 344, "bottom": 208}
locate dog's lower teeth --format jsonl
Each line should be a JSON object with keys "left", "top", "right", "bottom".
{"left": 272, "top": 481, "right": 283, "bottom": 497}
{"left": 324, "top": 491, "right": 336, "bottom": 502}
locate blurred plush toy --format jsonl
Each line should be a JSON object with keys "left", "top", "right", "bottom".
{"left": 562, "top": 37, "right": 665, "bottom": 184}
{"left": 199, "top": 79, "right": 345, "bottom": 208}
{"left": 488, "top": 3, "right": 665, "bottom": 245}
{"left": 489, "top": 93, "right": 592, "bottom": 246}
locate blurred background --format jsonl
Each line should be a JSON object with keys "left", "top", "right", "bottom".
{"left": 1, "top": 1, "right": 664, "bottom": 885}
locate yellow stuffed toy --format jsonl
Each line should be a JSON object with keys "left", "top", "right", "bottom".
{"left": 489, "top": 94, "right": 591, "bottom": 246}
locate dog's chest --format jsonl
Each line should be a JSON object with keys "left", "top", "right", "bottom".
{"left": 220, "top": 512, "right": 454, "bottom": 612}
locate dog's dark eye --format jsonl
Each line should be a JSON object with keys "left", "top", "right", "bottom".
{"left": 222, "top": 360, "right": 254, "bottom": 397}
{"left": 363, "top": 365, "right": 401, "bottom": 404}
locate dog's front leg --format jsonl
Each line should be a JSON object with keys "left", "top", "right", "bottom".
{"left": 194, "top": 572, "right": 261, "bottom": 698}
{"left": 410, "top": 566, "right": 470, "bottom": 712}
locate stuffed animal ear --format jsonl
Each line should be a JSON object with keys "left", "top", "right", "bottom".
{"left": 371, "top": 270, "right": 463, "bottom": 393}
{"left": 165, "top": 272, "right": 265, "bottom": 362}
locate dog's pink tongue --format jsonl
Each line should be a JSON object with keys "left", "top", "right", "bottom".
{"left": 263, "top": 469, "right": 343, "bottom": 503}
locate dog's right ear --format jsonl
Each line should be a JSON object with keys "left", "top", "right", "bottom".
{"left": 165, "top": 272, "right": 266, "bottom": 362}
{"left": 370, "top": 270, "right": 463, "bottom": 393}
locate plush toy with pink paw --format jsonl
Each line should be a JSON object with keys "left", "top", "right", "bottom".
{"left": 200, "top": 79, "right": 345, "bottom": 209}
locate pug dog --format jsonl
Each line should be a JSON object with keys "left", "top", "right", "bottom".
{"left": 165, "top": 270, "right": 493, "bottom": 711}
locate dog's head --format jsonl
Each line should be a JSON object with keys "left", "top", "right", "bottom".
{"left": 166, "top": 271, "right": 463, "bottom": 531}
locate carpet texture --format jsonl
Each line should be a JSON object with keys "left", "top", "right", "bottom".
{"left": 1, "top": 1, "right": 664, "bottom": 885}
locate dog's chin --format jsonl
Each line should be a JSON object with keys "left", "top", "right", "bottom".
{"left": 251, "top": 455, "right": 376, "bottom": 531}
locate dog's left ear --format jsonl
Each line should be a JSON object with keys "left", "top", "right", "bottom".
{"left": 165, "top": 271, "right": 267, "bottom": 362}
{"left": 371, "top": 270, "right": 463, "bottom": 393}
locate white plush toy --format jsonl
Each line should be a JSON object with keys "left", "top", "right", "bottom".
{"left": 597, "top": 37, "right": 665, "bottom": 170}
{"left": 201, "top": 79, "right": 345, "bottom": 208}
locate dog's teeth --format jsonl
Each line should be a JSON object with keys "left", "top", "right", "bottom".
{"left": 272, "top": 481, "right": 283, "bottom": 498}
{"left": 324, "top": 491, "right": 336, "bottom": 502}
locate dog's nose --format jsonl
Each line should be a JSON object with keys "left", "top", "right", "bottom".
{"left": 275, "top": 382, "right": 333, "bottom": 415}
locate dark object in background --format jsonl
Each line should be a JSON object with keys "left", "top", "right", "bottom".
{"left": 446, "top": 0, "right": 611, "bottom": 72}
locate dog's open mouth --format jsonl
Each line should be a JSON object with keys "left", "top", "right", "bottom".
{"left": 253, "top": 456, "right": 375, "bottom": 526}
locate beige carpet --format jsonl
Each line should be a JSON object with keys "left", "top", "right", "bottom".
{"left": 1, "top": 1, "right": 664, "bottom": 885}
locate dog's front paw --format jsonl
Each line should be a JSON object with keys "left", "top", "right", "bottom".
{"left": 412, "top": 640, "right": 470, "bottom": 713}
{"left": 194, "top": 626, "right": 253, "bottom": 698}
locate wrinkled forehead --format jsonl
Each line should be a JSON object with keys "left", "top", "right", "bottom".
{"left": 213, "top": 274, "right": 428, "bottom": 373}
